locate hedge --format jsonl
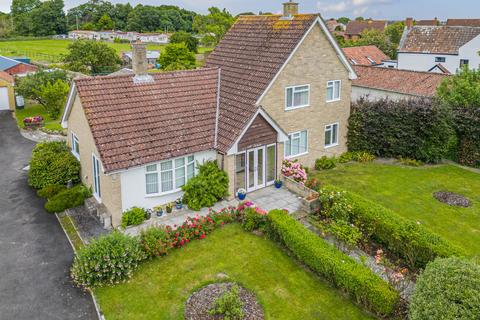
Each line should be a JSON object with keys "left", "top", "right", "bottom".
{"left": 321, "top": 186, "right": 464, "bottom": 270}
{"left": 348, "top": 97, "right": 454, "bottom": 163}
{"left": 266, "top": 210, "right": 400, "bottom": 317}
{"left": 44, "top": 185, "right": 91, "bottom": 213}
{"left": 452, "top": 107, "right": 480, "bottom": 167}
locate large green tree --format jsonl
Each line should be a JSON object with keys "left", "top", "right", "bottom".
{"left": 96, "top": 14, "right": 114, "bottom": 30}
{"left": 10, "top": 0, "right": 40, "bottom": 35}
{"left": 0, "top": 12, "right": 13, "bottom": 38}
{"left": 30, "top": 0, "right": 66, "bottom": 36}
{"left": 193, "top": 7, "right": 235, "bottom": 46}
{"left": 33, "top": 79, "right": 70, "bottom": 119}
{"left": 158, "top": 43, "right": 196, "bottom": 71}
{"left": 345, "top": 29, "right": 396, "bottom": 58}
{"left": 16, "top": 69, "right": 68, "bottom": 100}
{"left": 169, "top": 31, "right": 199, "bottom": 53}
{"left": 62, "top": 40, "right": 121, "bottom": 74}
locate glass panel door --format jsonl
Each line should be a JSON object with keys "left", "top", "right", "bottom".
{"left": 92, "top": 154, "right": 101, "bottom": 200}
{"left": 248, "top": 150, "right": 255, "bottom": 190}
{"left": 266, "top": 144, "right": 276, "bottom": 184}
{"left": 235, "top": 152, "right": 246, "bottom": 192}
{"left": 246, "top": 146, "right": 267, "bottom": 193}
{"left": 257, "top": 148, "right": 264, "bottom": 187}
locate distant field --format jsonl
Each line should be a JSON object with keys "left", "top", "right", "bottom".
{"left": 0, "top": 39, "right": 213, "bottom": 64}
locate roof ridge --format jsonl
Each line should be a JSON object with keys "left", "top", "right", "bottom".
{"left": 353, "top": 65, "right": 449, "bottom": 77}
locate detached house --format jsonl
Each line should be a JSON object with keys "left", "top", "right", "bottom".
{"left": 61, "top": 1, "right": 356, "bottom": 228}
{"left": 397, "top": 26, "right": 480, "bottom": 73}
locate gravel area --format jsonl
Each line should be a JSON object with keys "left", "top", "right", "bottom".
{"left": 185, "top": 283, "right": 264, "bottom": 320}
{"left": 67, "top": 206, "right": 109, "bottom": 243}
{"left": 434, "top": 191, "right": 471, "bottom": 207}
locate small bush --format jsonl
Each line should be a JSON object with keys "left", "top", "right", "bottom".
{"left": 209, "top": 284, "right": 245, "bottom": 320}
{"left": 319, "top": 186, "right": 464, "bottom": 270}
{"left": 325, "top": 220, "right": 362, "bottom": 248}
{"left": 37, "top": 184, "right": 66, "bottom": 199}
{"left": 182, "top": 161, "right": 229, "bottom": 211}
{"left": 266, "top": 210, "right": 399, "bottom": 316}
{"left": 240, "top": 207, "right": 268, "bottom": 232}
{"left": 315, "top": 156, "right": 336, "bottom": 170}
{"left": 140, "top": 226, "right": 173, "bottom": 258}
{"left": 338, "top": 152, "right": 354, "bottom": 163}
{"left": 352, "top": 151, "right": 375, "bottom": 162}
{"left": 397, "top": 157, "right": 423, "bottom": 167}
{"left": 121, "top": 207, "right": 147, "bottom": 229}
{"left": 28, "top": 141, "right": 80, "bottom": 189}
{"left": 305, "top": 177, "right": 321, "bottom": 190}
{"left": 44, "top": 185, "right": 91, "bottom": 213}
{"left": 409, "top": 257, "right": 480, "bottom": 320}
{"left": 71, "top": 232, "right": 147, "bottom": 288}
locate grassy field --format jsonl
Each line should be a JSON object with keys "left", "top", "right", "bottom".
{"left": 95, "top": 224, "right": 373, "bottom": 320}
{"left": 15, "top": 103, "right": 63, "bottom": 131}
{"left": 0, "top": 39, "right": 213, "bottom": 64}
{"left": 312, "top": 163, "right": 480, "bottom": 257}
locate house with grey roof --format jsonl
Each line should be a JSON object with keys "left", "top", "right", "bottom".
{"left": 61, "top": 1, "right": 356, "bottom": 228}
{"left": 397, "top": 25, "right": 480, "bottom": 73}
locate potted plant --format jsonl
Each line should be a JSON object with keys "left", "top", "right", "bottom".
{"left": 153, "top": 205, "right": 164, "bottom": 217}
{"left": 237, "top": 188, "right": 247, "bottom": 200}
{"left": 175, "top": 198, "right": 183, "bottom": 210}
{"left": 145, "top": 209, "right": 152, "bottom": 220}
{"left": 166, "top": 202, "right": 173, "bottom": 214}
{"left": 274, "top": 178, "right": 283, "bottom": 189}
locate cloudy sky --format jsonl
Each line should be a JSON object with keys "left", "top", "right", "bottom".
{"left": 1, "top": 0, "right": 478, "bottom": 20}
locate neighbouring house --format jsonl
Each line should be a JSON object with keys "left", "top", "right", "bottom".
{"left": 0, "top": 71, "right": 15, "bottom": 111}
{"left": 344, "top": 20, "right": 387, "bottom": 41}
{"left": 68, "top": 30, "right": 170, "bottom": 44}
{"left": 342, "top": 45, "right": 391, "bottom": 67}
{"left": 326, "top": 18, "right": 346, "bottom": 37}
{"left": 0, "top": 56, "right": 38, "bottom": 77}
{"left": 61, "top": 1, "right": 356, "bottom": 228}
{"left": 446, "top": 19, "right": 480, "bottom": 27}
{"left": 351, "top": 65, "right": 448, "bottom": 101}
{"left": 416, "top": 18, "right": 439, "bottom": 26}
{"left": 122, "top": 51, "right": 160, "bottom": 67}
{"left": 397, "top": 25, "right": 480, "bottom": 73}
{"left": 68, "top": 30, "right": 99, "bottom": 40}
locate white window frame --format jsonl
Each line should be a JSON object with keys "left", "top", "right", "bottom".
{"left": 285, "top": 84, "right": 310, "bottom": 110}
{"left": 324, "top": 123, "right": 339, "bottom": 148}
{"left": 144, "top": 155, "right": 195, "bottom": 197}
{"left": 71, "top": 132, "right": 80, "bottom": 160}
{"left": 326, "top": 80, "right": 342, "bottom": 102}
{"left": 284, "top": 130, "right": 308, "bottom": 158}
{"left": 435, "top": 56, "right": 446, "bottom": 63}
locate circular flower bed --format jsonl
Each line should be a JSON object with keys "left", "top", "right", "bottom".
{"left": 433, "top": 191, "right": 471, "bottom": 207}
{"left": 185, "top": 282, "right": 264, "bottom": 320}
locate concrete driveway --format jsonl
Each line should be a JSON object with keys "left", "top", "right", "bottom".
{"left": 0, "top": 111, "right": 97, "bottom": 319}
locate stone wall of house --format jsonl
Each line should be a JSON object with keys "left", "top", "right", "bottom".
{"left": 259, "top": 23, "right": 351, "bottom": 168}
{"left": 67, "top": 96, "right": 123, "bottom": 227}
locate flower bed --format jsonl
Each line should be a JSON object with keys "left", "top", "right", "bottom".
{"left": 281, "top": 159, "right": 307, "bottom": 184}
{"left": 23, "top": 115, "right": 44, "bottom": 128}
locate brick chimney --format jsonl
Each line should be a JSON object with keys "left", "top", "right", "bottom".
{"left": 282, "top": 1, "right": 299, "bottom": 19}
{"left": 405, "top": 17, "right": 414, "bottom": 29}
{"left": 131, "top": 41, "right": 153, "bottom": 84}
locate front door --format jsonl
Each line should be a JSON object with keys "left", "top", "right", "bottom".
{"left": 246, "top": 146, "right": 265, "bottom": 192}
{"left": 92, "top": 154, "right": 101, "bottom": 201}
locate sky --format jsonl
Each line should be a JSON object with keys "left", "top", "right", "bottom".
{"left": 1, "top": 0, "right": 479, "bottom": 20}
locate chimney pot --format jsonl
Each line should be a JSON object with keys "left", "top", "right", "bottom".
{"left": 282, "top": 1, "right": 299, "bottom": 19}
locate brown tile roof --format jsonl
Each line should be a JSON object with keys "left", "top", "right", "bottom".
{"left": 342, "top": 45, "right": 389, "bottom": 66}
{"left": 447, "top": 19, "right": 480, "bottom": 27}
{"left": 352, "top": 65, "right": 448, "bottom": 97}
{"left": 345, "top": 20, "right": 387, "bottom": 36}
{"left": 399, "top": 26, "right": 480, "bottom": 54}
{"left": 74, "top": 68, "right": 220, "bottom": 173}
{"left": 205, "top": 14, "right": 319, "bottom": 152}
{"left": 416, "top": 19, "right": 439, "bottom": 26}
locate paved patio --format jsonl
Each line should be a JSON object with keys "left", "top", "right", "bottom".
{"left": 124, "top": 186, "right": 304, "bottom": 236}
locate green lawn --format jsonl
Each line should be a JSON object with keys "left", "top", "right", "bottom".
{"left": 312, "top": 163, "right": 480, "bottom": 257}
{"left": 95, "top": 224, "right": 373, "bottom": 320}
{"left": 0, "top": 39, "right": 213, "bottom": 64}
{"left": 15, "top": 103, "right": 63, "bottom": 131}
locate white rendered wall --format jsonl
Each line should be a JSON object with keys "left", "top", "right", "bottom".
{"left": 397, "top": 52, "right": 459, "bottom": 73}
{"left": 352, "top": 86, "right": 418, "bottom": 102}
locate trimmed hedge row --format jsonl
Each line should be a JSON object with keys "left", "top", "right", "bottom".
{"left": 266, "top": 210, "right": 399, "bottom": 317}
{"left": 321, "top": 186, "right": 464, "bottom": 270}
{"left": 348, "top": 97, "right": 454, "bottom": 163}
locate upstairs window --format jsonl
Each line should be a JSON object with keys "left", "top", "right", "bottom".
{"left": 326, "top": 80, "right": 341, "bottom": 102}
{"left": 285, "top": 85, "right": 310, "bottom": 110}
{"left": 435, "top": 57, "right": 446, "bottom": 63}
{"left": 71, "top": 132, "right": 80, "bottom": 159}
{"left": 145, "top": 155, "right": 195, "bottom": 195}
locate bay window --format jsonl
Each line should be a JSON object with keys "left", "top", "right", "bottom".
{"left": 145, "top": 155, "right": 195, "bottom": 195}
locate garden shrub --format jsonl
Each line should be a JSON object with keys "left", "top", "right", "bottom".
{"left": 409, "top": 257, "right": 480, "bottom": 320}
{"left": 348, "top": 97, "right": 454, "bottom": 163}
{"left": 240, "top": 206, "right": 268, "bottom": 232}
{"left": 37, "top": 184, "right": 66, "bottom": 199}
{"left": 140, "top": 226, "right": 173, "bottom": 258}
{"left": 182, "top": 161, "right": 229, "bottom": 211}
{"left": 352, "top": 151, "right": 375, "bottom": 162}
{"left": 325, "top": 220, "right": 362, "bottom": 248}
{"left": 319, "top": 186, "right": 464, "bottom": 270}
{"left": 71, "top": 232, "right": 147, "bottom": 288}
{"left": 209, "top": 284, "right": 245, "bottom": 319}
{"left": 266, "top": 210, "right": 399, "bottom": 317}
{"left": 315, "top": 156, "right": 336, "bottom": 170}
{"left": 281, "top": 159, "right": 307, "bottom": 183}
{"left": 338, "top": 152, "right": 354, "bottom": 163}
{"left": 397, "top": 157, "right": 423, "bottom": 167}
{"left": 121, "top": 207, "right": 147, "bottom": 229}
{"left": 28, "top": 141, "right": 81, "bottom": 189}
{"left": 44, "top": 185, "right": 91, "bottom": 213}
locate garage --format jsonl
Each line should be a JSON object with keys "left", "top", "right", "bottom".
{"left": 0, "top": 87, "right": 9, "bottom": 110}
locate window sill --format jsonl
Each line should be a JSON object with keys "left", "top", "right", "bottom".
{"left": 326, "top": 98, "right": 341, "bottom": 103}
{"left": 71, "top": 151, "right": 80, "bottom": 161}
{"left": 285, "top": 105, "right": 310, "bottom": 111}
{"left": 324, "top": 143, "right": 339, "bottom": 149}
{"left": 284, "top": 151, "right": 309, "bottom": 159}
{"left": 145, "top": 188, "right": 183, "bottom": 198}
